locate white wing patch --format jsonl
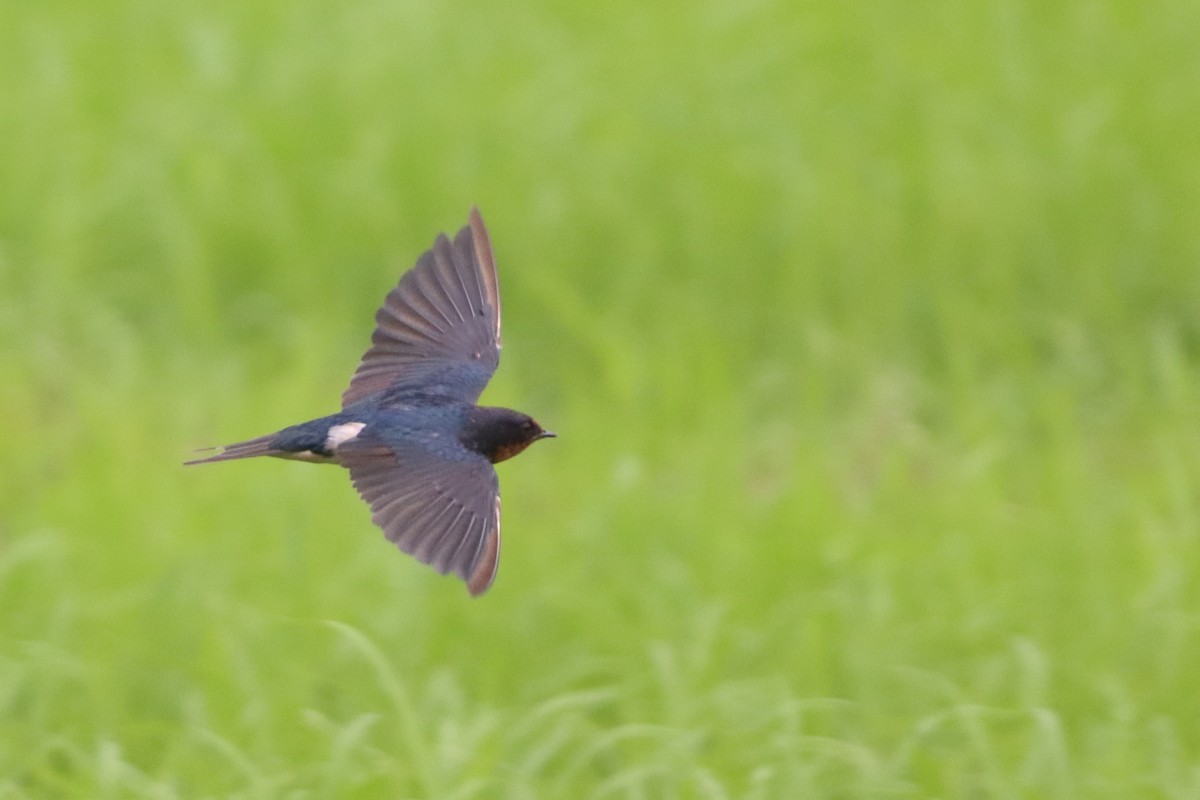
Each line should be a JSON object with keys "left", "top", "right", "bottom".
{"left": 325, "top": 422, "right": 366, "bottom": 451}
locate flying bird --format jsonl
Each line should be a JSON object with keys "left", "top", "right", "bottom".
{"left": 186, "top": 208, "right": 554, "bottom": 595}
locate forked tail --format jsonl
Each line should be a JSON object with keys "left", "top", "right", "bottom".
{"left": 184, "top": 433, "right": 278, "bottom": 465}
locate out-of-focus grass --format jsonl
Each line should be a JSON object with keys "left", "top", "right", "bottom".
{"left": 2, "top": 0, "right": 1200, "bottom": 796}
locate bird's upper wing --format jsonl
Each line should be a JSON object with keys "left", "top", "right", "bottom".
{"left": 342, "top": 207, "right": 501, "bottom": 408}
{"left": 339, "top": 436, "right": 501, "bottom": 596}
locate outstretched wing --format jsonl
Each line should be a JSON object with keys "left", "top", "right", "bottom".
{"left": 339, "top": 438, "right": 501, "bottom": 596}
{"left": 343, "top": 207, "right": 501, "bottom": 408}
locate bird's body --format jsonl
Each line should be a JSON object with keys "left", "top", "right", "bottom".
{"left": 186, "top": 208, "right": 553, "bottom": 595}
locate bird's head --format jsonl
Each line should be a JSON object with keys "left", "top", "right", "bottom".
{"left": 464, "top": 407, "right": 555, "bottom": 463}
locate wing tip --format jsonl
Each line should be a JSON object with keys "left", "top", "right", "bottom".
{"left": 464, "top": 206, "right": 500, "bottom": 346}
{"left": 465, "top": 534, "right": 498, "bottom": 597}
{"left": 465, "top": 497, "right": 500, "bottom": 597}
{"left": 468, "top": 205, "right": 485, "bottom": 234}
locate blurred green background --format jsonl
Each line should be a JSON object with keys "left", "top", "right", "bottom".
{"left": 3, "top": 0, "right": 1200, "bottom": 796}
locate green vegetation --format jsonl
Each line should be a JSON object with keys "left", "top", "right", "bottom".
{"left": 3, "top": 0, "right": 1200, "bottom": 796}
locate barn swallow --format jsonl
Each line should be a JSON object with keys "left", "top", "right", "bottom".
{"left": 186, "top": 208, "right": 553, "bottom": 595}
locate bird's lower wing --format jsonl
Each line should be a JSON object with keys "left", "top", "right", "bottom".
{"left": 339, "top": 438, "right": 501, "bottom": 596}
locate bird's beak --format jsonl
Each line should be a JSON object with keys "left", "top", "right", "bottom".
{"left": 537, "top": 430, "right": 557, "bottom": 440}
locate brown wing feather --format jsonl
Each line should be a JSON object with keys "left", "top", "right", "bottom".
{"left": 340, "top": 439, "right": 501, "bottom": 596}
{"left": 342, "top": 208, "right": 501, "bottom": 407}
